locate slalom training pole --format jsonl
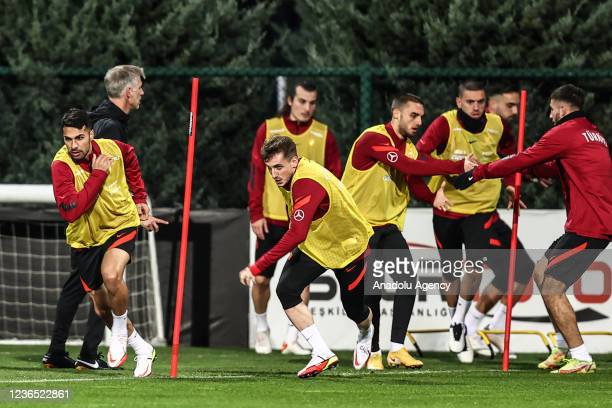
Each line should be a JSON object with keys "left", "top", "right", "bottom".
{"left": 170, "top": 77, "right": 200, "bottom": 378}
{"left": 502, "top": 89, "right": 527, "bottom": 372}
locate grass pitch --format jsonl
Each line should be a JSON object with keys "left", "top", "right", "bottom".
{"left": 0, "top": 345, "right": 611, "bottom": 407}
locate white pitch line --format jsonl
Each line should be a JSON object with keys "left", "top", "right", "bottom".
{"left": 0, "top": 375, "right": 255, "bottom": 384}
{"left": 335, "top": 368, "right": 519, "bottom": 376}
{"left": 8, "top": 366, "right": 605, "bottom": 384}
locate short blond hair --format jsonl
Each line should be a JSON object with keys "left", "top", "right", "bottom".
{"left": 104, "top": 65, "right": 145, "bottom": 98}
{"left": 261, "top": 136, "right": 297, "bottom": 162}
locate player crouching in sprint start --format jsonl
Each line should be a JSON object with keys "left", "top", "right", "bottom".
{"left": 51, "top": 108, "right": 168, "bottom": 377}
{"left": 239, "top": 136, "right": 374, "bottom": 379}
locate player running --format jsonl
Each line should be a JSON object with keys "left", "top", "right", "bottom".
{"left": 454, "top": 84, "right": 611, "bottom": 374}
{"left": 248, "top": 80, "right": 341, "bottom": 355}
{"left": 342, "top": 93, "right": 476, "bottom": 370}
{"left": 463, "top": 83, "right": 539, "bottom": 359}
{"left": 416, "top": 80, "right": 529, "bottom": 363}
{"left": 239, "top": 136, "right": 374, "bottom": 379}
{"left": 51, "top": 108, "right": 167, "bottom": 377}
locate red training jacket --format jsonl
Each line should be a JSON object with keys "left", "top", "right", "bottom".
{"left": 473, "top": 112, "right": 612, "bottom": 240}
{"left": 51, "top": 139, "right": 147, "bottom": 223}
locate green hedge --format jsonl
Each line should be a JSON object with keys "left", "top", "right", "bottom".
{"left": 1, "top": 0, "right": 610, "bottom": 209}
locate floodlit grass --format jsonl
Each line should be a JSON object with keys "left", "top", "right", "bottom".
{"left": 0, "top": 346, "right": 610, "bottom": 407}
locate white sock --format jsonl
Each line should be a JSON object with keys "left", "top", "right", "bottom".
{"left": 569, "top": 343, "right": 591, "bottom": 362}
{"left": 285, "top": 322, "right": 299, "bottom": 344}
{"left": 490, "top": 304, "right": 507, "bottom": 330}
{"left": 111, "top": 311, "right": 128, "bottom": 338}
{"left": 556, "top": 333, "right": 569, "bottom": 351}
{"left": 389, "top": 342, "right": 404, "bottom": 352}
{"left": 448, "top": 307, "right": 456, "bottom": 319}
{"left": 300, "top": 324, "right": 333, "bottom": 358}
{"left": 451, "top": 297, "right": 471, "bottom": 325}
{"left": 128, "top": 329, "right": 152, "bottom": 355}
{"left": 465, "top": 303, "right": 485, "bottom": 336}
{"left": 255, "top": 312, "right": 269, "bottom": 333}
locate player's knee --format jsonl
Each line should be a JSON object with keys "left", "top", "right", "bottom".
{"left": 98, "top": 308, "right": 112, "bottom": 324}
{"left": 539, "top": 274, "right": 566, "bottom": 296}
{"left": 276, "top": 279, "right": 301, "bottom": 310}
{"left": 253, "top": 276, "right": 270, "bottom": 288}
{"left": 533, "top": 257, "right": 548, "bottom": 289}
{"left": 102, "top": 274, "right": 123, "bottom": 293}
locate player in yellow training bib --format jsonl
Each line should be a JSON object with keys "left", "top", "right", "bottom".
{"left": 417, "top": 80, "right": 525, "bottom": 364}
{"left": 239, "top": 136, "right": 374, "bottom": 379}
{"left": 247, "top": 80, "right": 342, "bottom": 355}
{"left": 50, "top": 108, "right": 167, "bottom": 377}
{"left": 342, "top": 93, "right": 475, "bottom": 370}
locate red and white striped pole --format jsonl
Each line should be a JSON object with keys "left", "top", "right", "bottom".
{"left": 170, "top": 77, "right": 199, "bottom": 378}
{"left": 502, "top": 89, "right": 527, "bottom": 372}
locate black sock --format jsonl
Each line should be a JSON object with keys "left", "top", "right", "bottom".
{"left": 390, "top": 294, "right": 416, "bottom": 344}
{"left": 365, "top": 295, "right": 381, "bottom": 352}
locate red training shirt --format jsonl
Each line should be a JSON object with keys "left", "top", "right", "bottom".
{"left": 473, "top": 112, "right": 612, "bottom": 240}
{"left": 247, "top": 116, "right": 341, "bottom": 225}
{"left": 51, "top": 139, "right": 148, "bottom": 223}
{"left": 250, "top": 175, "right": 329, "bottom": 275}
{"left": 350, "top": 122, "right": 466, "bottom": 205}
{"left": 416, "top": 111, "right": 516, "bottom": 218}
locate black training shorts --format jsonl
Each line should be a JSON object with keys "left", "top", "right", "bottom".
{"left": 544, "top": 232, "right": 609, "bottom": 287}
{"left": 70, "top": 227, "right": 137, "bottom": 292}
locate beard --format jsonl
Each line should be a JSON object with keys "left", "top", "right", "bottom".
{"left": 398, "top": 125, "right": 416, "bottom": 140}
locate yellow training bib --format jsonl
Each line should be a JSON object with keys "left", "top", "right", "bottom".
{"left": 428, "top": 111, "right": 504, "bottom": 214}
{"left": 342, "top": 124, "right": 417, "bottom": 230}
{"left": 281, "top": 158, "right": 373, "bottom": 269}
{"left": 52, "top": 139, "right": 140, "bottom": 248}
{"left": 263, "top": 117, "right": 328, "bottom": 221}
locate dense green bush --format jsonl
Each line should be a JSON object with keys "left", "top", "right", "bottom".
{"left": 1, "top": 0, "right": 610, "bottom": 209}
{"left": 0, "top": 0, "right": 280, "bottom": 207}
{"left": 282, "top": 0, "right": 612, "bottom": 209}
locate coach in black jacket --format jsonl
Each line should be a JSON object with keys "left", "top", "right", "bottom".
{"left": 90, "top": 65, "right": 145, "bottom": 143}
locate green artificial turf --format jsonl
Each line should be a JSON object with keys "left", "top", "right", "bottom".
{"left": 0, "top": 346, "right": 610, "bottom": 407}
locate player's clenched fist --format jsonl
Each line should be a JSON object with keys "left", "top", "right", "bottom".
{"left": 92, "top": 154, "right": 114, "bottom": 173}
{"left": 239, "top": 267, "right": 255, "bottom": 286}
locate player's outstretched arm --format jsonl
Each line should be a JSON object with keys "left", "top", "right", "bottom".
{"left": 446, "top": 169, "right": 476, "bottom": 190}
{"left": 243, "top": 178, "right": 324, "bottom": 280}
{"left": 362, "top": 133, "right": 467, "bottom": 176}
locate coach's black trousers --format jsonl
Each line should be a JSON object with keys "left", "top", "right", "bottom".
{"left": 48, "top": 268, "right": 105, "bottom": 359}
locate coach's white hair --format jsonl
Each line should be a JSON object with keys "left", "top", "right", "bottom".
{"left": 104, "top": 65, "right": 145, "bottom": 98}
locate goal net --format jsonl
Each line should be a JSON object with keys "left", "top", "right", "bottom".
{"left": 0, "top": 184, "right": 164, "bottom": 345}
